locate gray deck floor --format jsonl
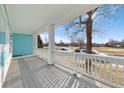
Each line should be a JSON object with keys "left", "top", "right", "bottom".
{"left": 3, "top": 56, "right": 101, "bottom": 88}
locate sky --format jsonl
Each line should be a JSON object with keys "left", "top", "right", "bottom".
{"left": 41, "top": 4, "right": 124, "bottom": 44}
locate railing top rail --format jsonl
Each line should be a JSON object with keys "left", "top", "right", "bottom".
{"left": 55, "top": 51, "right": 124, "bottom": 63}
{"left": 36, "top": 49, "right": 124, "bottom": 62}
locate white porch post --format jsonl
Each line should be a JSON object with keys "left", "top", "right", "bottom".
{"left": 33, "top": 33, "right": 38, "bottom": 54}
{"left": 48, "top": 24, "right": 55, "bottom": 65}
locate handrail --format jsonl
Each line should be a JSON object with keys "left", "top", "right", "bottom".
{"left": 56, "top": 51, "right": 124, "bottom": 63}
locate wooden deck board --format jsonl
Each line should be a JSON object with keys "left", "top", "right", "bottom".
{"left": 3, "top": 56, "right": 104, "bottom": 88}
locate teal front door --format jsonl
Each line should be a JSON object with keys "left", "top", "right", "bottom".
{"left": 12, "top": 33, "right": 33, "bottom": 57}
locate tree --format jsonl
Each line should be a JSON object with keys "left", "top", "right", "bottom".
{"left": 121, "top": 39, "right": 124, "bottom": 43}
{"left": 60, "top": 40, "right": 64, "bottom": 46}
{"left": 38, "top": 35, "right": 44, "bottom": 48}
{"left": 64, "top": 5, "right": 122, "bottom": 73}
{"left": 121, "top": 39, "right": 124, "bottom": 47}
{"left": 105, "top": 39, "right": 119, "bottom": 47}
{"left": 64, "top": 5, "right": 122, "bottom": 54}
{"left": 76, "top": 36, "right": 85, "bottom": 49}
{"left": 69, "top": 34, "right": 76, "bottom": 47}
{"left": 69, "top": 33, "right": 85, "bottom": 48}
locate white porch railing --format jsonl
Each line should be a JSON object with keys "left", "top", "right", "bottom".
{"left": 73, "top": 53, "right": 124, "bottom": 87}
{"left": 35, "top": 49, "right": 124, "bottom": 87}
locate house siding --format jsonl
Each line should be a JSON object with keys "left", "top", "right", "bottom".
{"left": 0, "top": 32, "right": 5, "bottom": 44}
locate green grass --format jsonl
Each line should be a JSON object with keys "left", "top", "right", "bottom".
{"left": 93, "top": 47, "right": 124, "bottom": 55}
{"left": 92, "top": 63, "right": 124, "bottom": 86}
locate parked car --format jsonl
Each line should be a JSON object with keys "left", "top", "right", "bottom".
{"left": 58, "top": 47, "right": 73, "bottom": 52}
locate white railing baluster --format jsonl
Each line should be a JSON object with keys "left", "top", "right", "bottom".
{"left": 122, "top": 63, "right": 124, "bottom": 86}
{"left": 84, "top": 55, "right": 86, "bottom": 74}
{"left": 82, "top": 55, "right": 85, "bottom": 74}
{"left": 110, "top": 59, "right": 112, "bottom": 83}
{"left": 78, "top": 54, "right": 81, "bottom": 74}
{"left": 82, "top": 54, "right": 84, "bottom": 74}
{"left": 78, "top": 54, "right": 80, "bottom": 73}
{"left": 80, "top": 54, "right": 82, "bottom": 74}
{"left": 77, "top": 54, "right": 79, "bottom": 73}
{"left": 116, "top": 60, "right": 118, "bottom": 84}
{"left": 87, "top": 55, "right": 89, "bottom": 74}
{"left": 104, "top": 57, "right": 106, "bottom": 81}
{"left": 95, "top": 56, "right": 97, "bottom": 77}
{"left": 93, "top": 56, "right": 95, "bottom": 76}
{"left": 81, "top": 54, "right": 83, "bottom": 75}
{"left": 90, "top": 56, "right": 93, "bottom": 75}
{"left": 84, "top": 54, "right": 86, "bottom": 73}
{"left": 73, "top": 53, "right": 77, "bottom": 75}
{"left": 99, "top": 56, "right": 102, "bottom": 77}
{"left": 92, "top": 56, "right": 95, "bottom": 76}
{"left": 71, "top": 53, "right": 74, "bottom": 70}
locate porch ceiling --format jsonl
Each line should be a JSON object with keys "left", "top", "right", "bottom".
{"left": 6, "top": 4, "right": 100, "bottom": 34}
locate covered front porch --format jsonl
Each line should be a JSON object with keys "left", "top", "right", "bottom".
{"left": 0, "top": 4, "right": 124, "bottom": 88}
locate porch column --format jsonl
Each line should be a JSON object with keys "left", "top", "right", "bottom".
{"left": 48, "top": 24, "right": 55, "bottom": 65}
{"left": 33, "top": 33, "right": 38, "bottom": 54}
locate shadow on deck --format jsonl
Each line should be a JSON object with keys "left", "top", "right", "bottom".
{"left": 3, "top": 56, "right": 108, "bottom": 88}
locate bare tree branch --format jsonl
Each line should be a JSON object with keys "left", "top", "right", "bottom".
{"left": 73, "top": 26, "right": 86, "bottom": 36}
{"left": 92, "top": 7, "right": 99, "bottom": 14}
{"left": 93, "top": 5, "right": 122, "bottom": 21}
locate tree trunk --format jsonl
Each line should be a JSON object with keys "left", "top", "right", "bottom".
{"left": 86, "top": 10, "right": 93, "bottom": 54}
{"left": 85, "top": 10, "right": 93, "bottom": 73}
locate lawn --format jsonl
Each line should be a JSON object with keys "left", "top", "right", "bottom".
{"left": 93, "top": 47, "right": 124, "bottom": 55}
{"left": 95, "top": 63, "right": 123, "bottom": 86}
